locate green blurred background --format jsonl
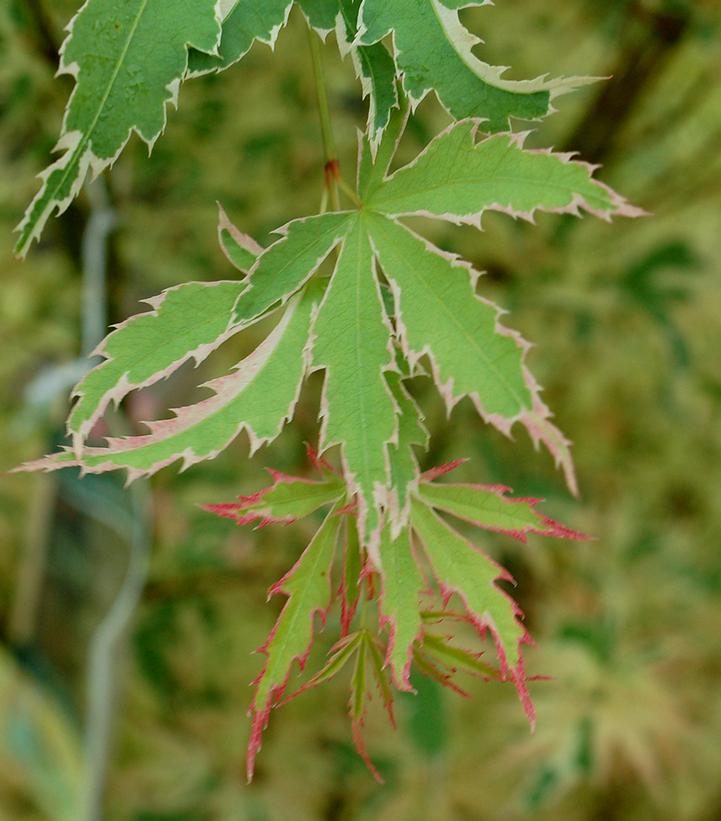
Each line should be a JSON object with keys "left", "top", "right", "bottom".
{"left": 2, "top": 0, "right": 721, "bottom": 818}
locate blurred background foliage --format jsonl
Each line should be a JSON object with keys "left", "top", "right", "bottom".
{"left": 1, "top": 0, "right": 721, "bottom": 818}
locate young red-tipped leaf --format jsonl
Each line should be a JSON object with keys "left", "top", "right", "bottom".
{"left": 410, "top": 498, "right": 535, "bottom": 724}
{"left": 204, "top": 469, "right": 345, "bottom": 528}
{"left": 418, "top": 481, "right": 590, "bottom": 543}
{"left": 247, "top": 505, "right": 342, "bottom": 781}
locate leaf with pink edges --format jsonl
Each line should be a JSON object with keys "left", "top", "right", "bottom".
{"left": 410, "top": 497, "right": 535, "bottom": 724}
{"left": 203, "top": 469, "right": 345, "bottom": 528}
{"left": 247, "top": 505, "right": 342, "bottom": 781}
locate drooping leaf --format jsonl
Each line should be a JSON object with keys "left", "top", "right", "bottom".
{"left": 386, "top": 372, "right": 428, "bottom": 527}
{"left": 188, "top": 0, "right": 292, "bottom": 77}
{"left": 337, "top": 0, "right": 398, "bottom": 147}
{"left": 67, "top": 281, "right": 246, "bottom": 448}
{"left": 15, "top": 0, "right": 222, "bottom": 256}
{"left": 312, "top": 217, "right": 397, "bottom": 550}
{"left": 204, "top": 469, "right": 345, "bottom": 527}
{"left": 378, "top": 526, "right": 424, "bottom": 690}
{"left": 368, "top": 214, "right": 532, "bottom": 429}
{"left": 247, "top": 506, "right": 342, "bottom": 781}
{"left": 418, "top": 481, "right": 589, "bottom": 542}
{"left": 358, "top": 0, "right": 592, "bottom": 131}
{"left": 24, "top": 284, "right": 323, "bottom": 480}
{"left": 233, "top": 212, "right": 354, "bottom": 326}
{"left": 368, "top": 122, "right": 643, "bottom": 224}
{"left": 218, "top": 204, "right": 263, "bottom": 274}
{"left": 411, "top": 498, "right": 534, "bottom": 722}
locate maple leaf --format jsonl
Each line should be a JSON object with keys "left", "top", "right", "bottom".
{"left": 204, "top": 469, "right": 345, "bottom": 527}
{"left": 15, "top": 0, "right": 222, "bottom": 256}
{"left": 21, "top": 284, "right": 323, "bottom": 479}
{"left": 312, "top": 216, "right": 397, "bottom": 553}
{"left": 246, "top": 505, "right": 342, "bottom": 781}
{"left": 217, "top": 204, "right": 263, "bottom": 274}
{"left": 188, "top": 1, "right": 293, "bottom": 77}
{"left": 358, "top": 0, "right": 595, "bottom": 132}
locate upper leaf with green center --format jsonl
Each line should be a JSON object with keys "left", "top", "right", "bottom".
{"left": 15, "top": 0, "right": 222, "bottom": 256}
{"left": 358, "top": 0, "right": 593, "bottom": 131}
{"left": 367, "top": 121, "right": 643, "bottom": 225}
{"left": 312, "top": 217, "right": 397, "bottom": 551}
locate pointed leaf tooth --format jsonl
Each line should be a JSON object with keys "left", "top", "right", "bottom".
{"left": 68, "top": 280, "right": 246, "bottom": 447}
{"left": 25, "top": 284, "right": 322, "bottom": 480}
{"left": 411, "top": 499, "right": 535, "bottom": 724}
{"left": 16, "top": 0, "right": 222, "bottom": 256}
{"left": 247, "top": 507, "right": 342, "bottom": 781}
{"left": 378, "top": 526, "right": 424, "bottom": 691}
{"left": 233, "top": 212, "right": 354, "bottom": 326}
{"left": 217, "top": 204, "right": 263, "bottom": 274}
{"left": 312, "top": 218, "right": 397, "bottom": 551}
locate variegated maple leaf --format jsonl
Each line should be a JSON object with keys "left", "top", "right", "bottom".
{"left": 21, "top": 110, "right": 638, "bottom": 548}
{"left": 204, "top": 457, "right": 588, "bottom": 779}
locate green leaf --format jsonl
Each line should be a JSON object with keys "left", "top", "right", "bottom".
{"left": 386, "top": 372, "right": 428, "bottom": 526}
{"left": 15, "top": 0, "right": 222, "bottom": 256}
{"left": 368, "top": 122, "right": 642, "bottom": 224}
{"left": 298, "top": 0, "right": 340, "bottom": 32}
{"left": 25, "top": 284, "right": 323, "bottom": 480}
{"left": 188, "top": 0, "right": 292, "bottom": 77}
{"left": 358, "top": 0, "right": 591, "bottom": 131}
{"left": 421, "top": 633, "right": 500, "bottom": 680}
{"left": 411, "top": 498, "right": 534, "bottom": 721}
{"left": 67, "top": 281, "right": 246, "bottom": 447}
{"left": 338, "top": 0, "right": 398, "bottom": 147}
{"left": 379, "top": 526, "right": 424, "bottom": 690}
{"left": 248, "top": 506, "right": 342, "bottom": 781}
{"left": 418, "top": 481, "right": 587, "bottom": 542}
{"left": 312, "top": 217, "right": 397, "bottom": 549}
{"left": 233, "top": 212, "right": 354, "bottom": 326}
{"left": 368, "top": 214, "right": 532, "bottom": 427}
{"left": 218, "top": 204, "right": 262, "bottom": 274}
{"left": 341, "top": 517, "right": 363, "bottom": 634}
{"left": 204, "top": 470, "right": 345, "bottom": 526}
{"left": 357, "top": 102, "right": 408, "bottom": 200}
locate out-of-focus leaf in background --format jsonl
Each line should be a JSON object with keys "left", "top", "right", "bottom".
{"left": 1, "top": 0, "right": 721, "bottom": 818}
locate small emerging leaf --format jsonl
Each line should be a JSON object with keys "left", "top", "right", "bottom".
{"left": 313, "top": 217, "right": 397, "bottom": 552}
